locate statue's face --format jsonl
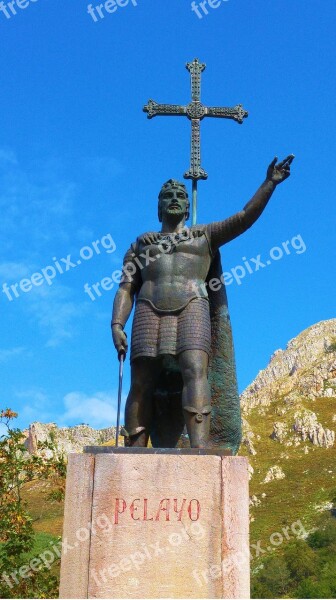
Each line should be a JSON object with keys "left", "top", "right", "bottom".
{"left": 160, "top": 187, "right": 188, "bottom": 219}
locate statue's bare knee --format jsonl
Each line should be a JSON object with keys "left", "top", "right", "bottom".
{"left": 178, "top": 350, "right": 211, "bottom": 448}
{"left": 179, "top": 350, "right": 210, "bottom": 403}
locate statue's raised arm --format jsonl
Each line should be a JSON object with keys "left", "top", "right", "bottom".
{"left": 208, "top": 155, "right": 295, "bottom": 253}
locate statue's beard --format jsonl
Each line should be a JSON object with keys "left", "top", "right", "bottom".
{"left": 165, "top": 207, "right": 185, "bottom": 218}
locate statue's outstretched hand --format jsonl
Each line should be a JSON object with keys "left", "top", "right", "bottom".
{"left": 112, "top": 325, "right": 128, "bottom": 357}
{"left": 267, "top": 155, "right": 295, "bottom": 185}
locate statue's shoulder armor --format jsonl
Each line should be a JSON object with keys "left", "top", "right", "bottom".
{"left": 190, "top": 224, "right": 213, "bottom": 256}
{"left": 129, "top": 226, "right": 210, "bottom": 255}
{"left": 190, "top": 224, "right": 206, "bottom": 237}
{"left": 123, "top": 241, "right": 138, "bottom": 262}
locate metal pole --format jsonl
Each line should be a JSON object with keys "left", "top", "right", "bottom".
{"left": 116, "top": 352, "right": 124, "bottom": 448}
{"left": 192, "top": 179, "right": 198, "bottom": 226}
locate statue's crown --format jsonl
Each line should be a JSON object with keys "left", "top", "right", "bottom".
{"left": 159, "top": 179, "right": 188, "bottom": 198}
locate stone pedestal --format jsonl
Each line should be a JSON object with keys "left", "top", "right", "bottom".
{"left": 59, "top": 449, "right": 250, "bottom": 599}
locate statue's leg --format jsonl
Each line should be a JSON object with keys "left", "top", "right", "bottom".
{"left": 123, "top": 357, "right": 159, "bottom": 447}
{"left": 178, "top": 350, "right": 212, "bottom": 449}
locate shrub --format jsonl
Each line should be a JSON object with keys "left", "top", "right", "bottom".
{"left": 0, "top": 408, "right": 66, "bottom": 598}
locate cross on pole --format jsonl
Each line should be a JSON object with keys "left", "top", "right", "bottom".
{"left": 143, "top": 58, "right": 248, "bottom": 225}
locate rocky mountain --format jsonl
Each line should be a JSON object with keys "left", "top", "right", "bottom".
{"left": 241, "top": 319, "right": 336, "bottom": 411}
{"left": 22, "top": 422, "right": 119, "bottom": 458}
{"left": 239, "top": 318, "right": 335, "bottom": 545}
{"left": 241, "top": 318, "right": 336, "bottom": 454}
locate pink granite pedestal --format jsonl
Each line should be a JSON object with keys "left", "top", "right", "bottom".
{"left": 59, "top": 449, "right": 250, "bottom": 599}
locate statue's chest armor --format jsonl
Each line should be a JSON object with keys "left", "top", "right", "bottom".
{"left": 137, "top": 234, "right": 212, "bottom": 312}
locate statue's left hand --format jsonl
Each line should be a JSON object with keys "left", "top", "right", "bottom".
{"left": 267, "top": 155, "right": 295, "bottom": 185}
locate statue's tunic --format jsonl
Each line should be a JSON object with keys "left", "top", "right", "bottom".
{"left": 120, "top": 219, "right": 245, "bottom": 361}
{"left": 131, "top": 297, "right": 211, "bottom": 360}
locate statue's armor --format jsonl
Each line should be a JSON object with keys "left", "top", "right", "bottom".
{"left": 120, "top": 226, "right": 214, "bottom": 363}
{"left": 137, "top": 228, "right": 212, "bottom": 312}
{"left": 121, "top": 226, "right": 213, "bottom": 312}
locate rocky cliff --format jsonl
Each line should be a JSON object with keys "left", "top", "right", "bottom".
{"left": 241, "top": 319, "right": 336, "bottom": 412}
{"left": 22, "top": 422, "right": 119, "bottom": 458}
{"left": 241, "top": 318, "right": 336, "bottom": 453}
{"left": 239, "top": 318, "right": 335, "bottom": 544}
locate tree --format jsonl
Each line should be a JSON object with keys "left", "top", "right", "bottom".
{"left": 283, "top": 539, "right": 317, "bottom": 582}
{"left": 308, "top": 513, "right": 336, "bottom": 549}
{"left": 0, "top": 408, "right": 66, "bottom": 599}
{"left": 252, "top": 556, "right": 291, "bottom": 598}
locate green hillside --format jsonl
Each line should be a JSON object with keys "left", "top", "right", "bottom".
{"left": 242, "top": 394, "right": 335, "bottom": 545}
{"left": 240, "top": 319, "right": 336, "bottom": 597}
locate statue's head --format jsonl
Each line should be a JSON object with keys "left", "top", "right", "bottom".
{"left": 158, "top": 179, "right": 190, "bottom": 222}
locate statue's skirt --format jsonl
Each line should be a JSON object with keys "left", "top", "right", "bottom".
{"left": 130, "top": 298, "right": 211, "bottom": 361}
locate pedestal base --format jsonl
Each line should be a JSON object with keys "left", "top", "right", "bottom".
{"left": 59, "top": 450, "right": 250, "bottom": 599}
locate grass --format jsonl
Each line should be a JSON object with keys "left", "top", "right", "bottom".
{"left": 242, "top": 394, "right": 336, "bottom": 552}
{"left": 22, "top": 531, "right": 60, "bottom": 562}
{"left": 21, "top": 480, "right": 64, "bottom": 537}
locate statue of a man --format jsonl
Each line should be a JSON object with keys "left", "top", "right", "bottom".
{"left": 112, "top": 155, "right": 294, "bottom": 449}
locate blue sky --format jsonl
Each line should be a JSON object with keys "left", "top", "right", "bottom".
{"left": 0, "top": 0, "right": 335, "bottom": 431}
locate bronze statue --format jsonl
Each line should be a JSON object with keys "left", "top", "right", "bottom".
{"left": 111, "top": 155, "right": 294, "bottom": 449}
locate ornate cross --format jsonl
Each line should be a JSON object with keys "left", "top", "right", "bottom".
{"left": 143, "top": 58, "right": 248, "bottom": 224}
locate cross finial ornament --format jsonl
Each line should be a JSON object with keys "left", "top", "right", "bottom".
{"left": 143, "top": 58, "right": 248, "bottom": 224}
